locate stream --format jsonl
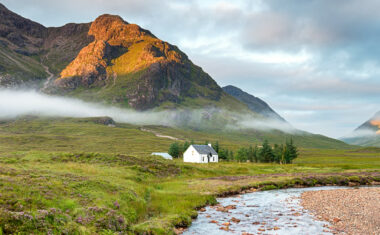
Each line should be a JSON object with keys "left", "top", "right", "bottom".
{"left": 184, "top": 186, "right": 349, "bottom": 235}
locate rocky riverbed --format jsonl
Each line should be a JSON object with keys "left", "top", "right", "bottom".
{"left": 301, "top": 187, "right": 380, "bottom": 235}
{"left": 184, "top": 187, "right": 350, "bottom": 234}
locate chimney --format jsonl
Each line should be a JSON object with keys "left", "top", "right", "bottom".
{"left": 208, "top": 143, "right": 212, "bottom": 147}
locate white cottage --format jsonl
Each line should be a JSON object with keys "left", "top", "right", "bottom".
{"left": 183, "top": 144, "right": 218, "bottom": 163}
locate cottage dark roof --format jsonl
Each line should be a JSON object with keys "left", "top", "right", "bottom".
{"left": 192, "top": 145, "right": 218, "bottom": 155}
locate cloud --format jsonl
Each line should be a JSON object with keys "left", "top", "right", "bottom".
{"left": 0, "top": 89, "right": 295, "bottom": 133}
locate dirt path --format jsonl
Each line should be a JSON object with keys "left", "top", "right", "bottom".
{"left": 41, "top": 63, "right": 54, "bottom": 89}
{"left": 301, "top": 187, "right": 380, "bottom": 235}
{"left": 140, "top": 128, "right": 180, "bottom": 140}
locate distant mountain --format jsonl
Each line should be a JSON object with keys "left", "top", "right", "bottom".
{"left": 341, "top": 111, "right": 380, "bottom": 147}
{"left": 223, "top": 85, "right": 286, "bottom": 122}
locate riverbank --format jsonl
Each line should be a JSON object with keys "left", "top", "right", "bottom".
{"left": 301, "top": 187, "right": 380, "bottom": 235}
{"left": 184, "top": 186, "right": 343, "bottom": 235}
{"left": 179, "top": 173, "right": 380, "bottom": 234}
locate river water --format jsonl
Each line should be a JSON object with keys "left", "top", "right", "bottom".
{"left": 184, "top": 186, "right": 349, "bottom": 235}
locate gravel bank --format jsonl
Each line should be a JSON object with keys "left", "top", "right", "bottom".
{"left": 301, "top": 187, "right": 380, "bottom": 235}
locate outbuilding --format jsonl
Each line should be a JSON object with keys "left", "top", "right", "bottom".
{"left": 151, "top": 152, "right": 173, "bottom": 160}
{"left": 183, "top": 144, "right": 218, "bottom": 163}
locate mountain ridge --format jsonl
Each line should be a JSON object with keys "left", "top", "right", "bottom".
{"left": 223, "top": 85, "right": 286, "bottom": 122}
{"left": 341, "top": 111, "right": 380, "bottom": 147}
{"left": 0, "top": 2, "right": 92, "bottom": 86}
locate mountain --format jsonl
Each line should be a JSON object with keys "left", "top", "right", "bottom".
{"left": 223, "top": 85, "right": 286, "bottom": 122}
{"left": 0, "top": 3, "right": 92, "bottom": 87}
{"left": 0, "top": 4, "right": 247, "bottom": 111}
{"left": 48, "top": 14, "right": 234, "bottom": 110}
{"left": 0, "top": 3, "right": 355, "bottom": 150}
{"left": 341, "top": 111, "right": 380, "bottom": 147}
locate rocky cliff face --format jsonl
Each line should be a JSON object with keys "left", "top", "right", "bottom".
{"left": 52, "top": 14, "right": 222, "bottom": 110}
{"left": 223, "top": 85, "right": 286, "bottom": 122}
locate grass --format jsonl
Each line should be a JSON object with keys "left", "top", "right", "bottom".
{"left": 0, "top": 45, "right": 47, "bottom": 83}
{"left": 0, "top": 117, "right": 379, "bottom": 234}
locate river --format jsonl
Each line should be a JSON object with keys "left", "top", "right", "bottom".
{"left": 184, "top": 186, "right": 349, "bottom": 235}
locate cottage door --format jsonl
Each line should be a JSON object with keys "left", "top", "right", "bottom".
{"left": 208, "top": 153, "right": 212, "bottom": 162}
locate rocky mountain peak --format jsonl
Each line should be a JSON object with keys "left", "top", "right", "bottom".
{"left": 0, "top": 4, "right": 223, "bottom": 111}
{"left": 88, "top": 14, "right": 154, "bottom": 45}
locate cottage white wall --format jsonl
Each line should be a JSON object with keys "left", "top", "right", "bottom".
{"left": 184, "top": 145, "right": 202, "bottom": 163}
{"left": 197, "top": 154, "right": 219, "bottom": 163}
{"left": 183, "top": 145, "right": 219, "bottom": 163}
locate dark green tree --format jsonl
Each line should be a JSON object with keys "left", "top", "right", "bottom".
{"left": 284, "top": 138, "right": 298, "bottom": 163}
{"left": 168, "top": 142, "right": 181, "bottom": 158}
{"left": 218, "top": 148, "right": 228, "bottom": 160}
{"left": 247, "top": 146, "right": 254, "bottom": 162}
{"left": 213, "top": 141, "right": 220, "bottom": 153}
{"left": 236, "top": 147, "right": 248, "bottom": 162}
{"left": 228, "top": 150, "right": 234, "bottom": 161}
{"left": 252, "top": 145, "right": 259, "bottom": 163}
{"left": 183, "top": 141, "right": 190, "bottom": 153}
{"left": 259, "top": 140, "right": 275, "bottom": 163}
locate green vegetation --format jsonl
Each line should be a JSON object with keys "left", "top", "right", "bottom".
{"left": 0, "top": 116, "right": 379, "bottom": 234}
{"left": 0, "top": 46, "right": 47, "bottom": 84}
{"left": 195, "top": 139, "right": 299, "bottom": 164}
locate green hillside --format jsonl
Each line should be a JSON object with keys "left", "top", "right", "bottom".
{"left": 0, "top": 45, "right": 47, "bottom": 86}
{"left": 0, "top": 116, "right": 351, "bottom": 155}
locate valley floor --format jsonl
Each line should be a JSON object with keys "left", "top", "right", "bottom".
{"left": 0, "top": 117, "right": 379, "bottom": 234}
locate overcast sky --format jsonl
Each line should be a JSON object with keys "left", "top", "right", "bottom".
{"left": 2, "top": 0, "right": 380, "bottom": 138}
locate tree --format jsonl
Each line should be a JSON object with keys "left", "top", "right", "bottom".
{"left": 236, "top": 147, "right": 248, "bottom": 162}
{"left": 228, "top": 150, "right": 234, "bottom": 161}
{"left": 213, "top": 141, "right": 220, "bottom": 153}
{"left": 252, "top": 145, "right": 259, "bottom": 163}
{"left": 284, "top": 138, "right": 298, "bottom": 163}
{"left": 273, "top": 144, "right": 284, "bottom": 164}
{"left": 183, "top": 141, "right": 190, "bottom": 153}
{"left": 218, "top": 148, "right": 228, "bottom": 160}
{"left": 259, "top": 140, "right": 275, "bottom": 163}
{"left": 247, "top": 146, "right": 254, "bottom": 162}
{"left": 168, "top": 142, "right": 181, "bottom": 158}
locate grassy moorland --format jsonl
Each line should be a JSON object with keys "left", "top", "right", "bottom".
{"left": 0, "top": 117, "right": 379, "bottom": 234}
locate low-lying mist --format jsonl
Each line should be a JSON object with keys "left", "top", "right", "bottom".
{"left": 0, "top": 89, "right": 295, "bottom": 133}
